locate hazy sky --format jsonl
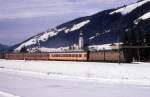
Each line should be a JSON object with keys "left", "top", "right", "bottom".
{"left": 0, "top": 0, "right": 137, "bottom": 45}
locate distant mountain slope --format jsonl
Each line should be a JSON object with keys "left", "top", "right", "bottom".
{"left": 0, "top": 44, "right": 8, "bottom": 51}
{"left": 14, "top": 0, "right": 150, "bottom": 52}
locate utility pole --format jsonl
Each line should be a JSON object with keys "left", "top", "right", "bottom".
{"left": 118, "top": 33, "right": 120, "bottom": 64}
{"left": 137, "top": 40, "right": 141, "bottom": 62}
{"left": 103, "top": 47, "right": 106, "bottom": 62}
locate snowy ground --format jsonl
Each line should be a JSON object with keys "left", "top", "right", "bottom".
{"left": 0, "top": 60, "right": 150, "bottom": 86}
{"left": 0, "top": 68, "right": 150, "bottom": 97}
{"left": 0, "top": 60, "right": 150, "bottom": 97}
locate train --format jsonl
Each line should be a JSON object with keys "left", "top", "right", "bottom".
{"left": 2, "top": 50, "right": 126, "bottom": 62}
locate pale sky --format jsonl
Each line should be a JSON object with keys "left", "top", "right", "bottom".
{"left": 0, "top": 0, "right": 137, "bottom": 45}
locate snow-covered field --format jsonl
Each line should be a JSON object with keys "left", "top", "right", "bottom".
{"left": 0, "top": 68, "right": 150, "bottom": 97}
{"left": 0, "top": 60, "right": 150, "bottom": 86}
{"left": 0, "top": 60, "right": 150, "bottom": 97}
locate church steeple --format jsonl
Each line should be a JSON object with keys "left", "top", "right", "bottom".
{"left": 79, "top": 31, "right": 84, "bottom": 49}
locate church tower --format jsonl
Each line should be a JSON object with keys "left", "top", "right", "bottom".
{"left": 78, "top": 31, "right": 84, "bottom": 49}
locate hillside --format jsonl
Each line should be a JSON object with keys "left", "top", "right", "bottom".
{"left": 0, "top": 44, "right": 8, "bottom": 51}
{"left": 14, "top": 0, "right": 150, "bottom": 52}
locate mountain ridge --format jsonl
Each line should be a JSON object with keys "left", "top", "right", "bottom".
{"left": 0, "top": 43, "right": 8, "bottom": 51}
{"left": 13, "top": 0, "right": 150, "bottom": 52}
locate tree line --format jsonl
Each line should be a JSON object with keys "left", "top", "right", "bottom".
{"left": 122, "top": 20, "right": 150, "bottom": 62}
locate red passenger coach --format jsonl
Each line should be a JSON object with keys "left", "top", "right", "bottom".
{"left": 5, "top": 53, "right": 24, "bottom": 60}
{"left": 4, "top": 51, "right": 126, "bottom": 62}
{"left": 48, "top": 52, "right": 88, "bottom": 61}
{"left": 5, "top": 52, "right": 88, "bottom": 61}
{"left": 25, "top": 53, "right": 49, "bottom": 60}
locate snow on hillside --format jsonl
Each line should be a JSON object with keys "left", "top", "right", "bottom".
{"left": 15, "top": 28, "right": 61, "bottom": 51}
{"left": 15, "top": 38, "right": 37, "bottom": 51}
{"left": 138, "top": 11, "right": 150, "bottom": 20}
{"left": 110, "top": 0, "right": 150, "bottom": 15}
{"left": 134, "top": 11, "right": 150, "bottom": 24}
{"left": 0, "top": 91, "right": 20, "bottom": 97}
{"left": 0, "top": 60, "right": 150, "bottom": 86}
{"left": 15, "top": 20, "right": 90, "bottom": 52}
{"left": 64, "top": 20, "right": 90, "bottom": 33}
{"left": 89, "top": 31, "right": 111, "bottom": 40}
{"left": 38, "top": 30, "right": 58, "bottom": 42}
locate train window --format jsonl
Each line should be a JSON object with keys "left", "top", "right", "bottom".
{"left": 71, "top": 54, "right": 73, "bottom": 57}
{"left": 76, "top": 54, "right": 78, "bottom": 57}
{"left": 59, "top": 54, "right": 62, "bottom": 57}
{"left": 73, "top": 54, "right": 75, "bottom": 57}
{"left": 52, "top": 54, "right": 55, "bottom": 57}
{"left": 65, "top": 54, "right": 67, "bottom": 57}
{"left": 54, "top": 54, "right": 57, "bottom": 57}
{"left": 60, "top": 54, "right": 62, "bottom": 57}
{"left": 57, "top": 54, "right": 59, "bottom": 57}
{"left": 69, "top": 54, "right": 71, "bottom": 57}
{"left": 74, "top": 54, "right": 76, "bottom": 57}
{"left": 79, "top": 54, "right": 82, "bottom": 57}
{"left": 55, "top": 54, "right": 57, "bottom": 57}
{"left": 65, "top": 54, "right": 68, "bottom": 57}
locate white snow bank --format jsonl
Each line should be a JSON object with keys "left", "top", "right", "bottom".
{"left": 0, "top": 91, "right": 20, "bottom": 97}
{"left": 0, "top": 60, "right": 150, "bottom": 86}
{"left": 110, "top": 0, "right": 150, "bottom": 15}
